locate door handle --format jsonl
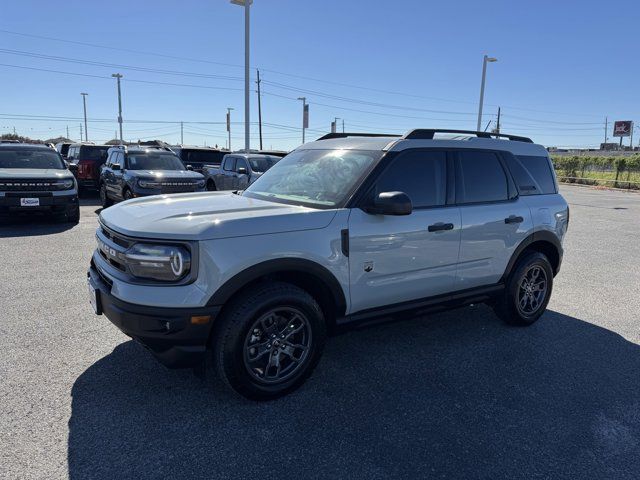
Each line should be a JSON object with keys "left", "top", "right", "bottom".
{"left": 504, "top": 215, "right": 524, "bottom": 224}
{"left": 428, "top": 222, "right": 454, "bottom": 232}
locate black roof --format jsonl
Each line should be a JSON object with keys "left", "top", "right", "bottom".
{"left": 0, "top": 143, "right": 53, "bottom": 150}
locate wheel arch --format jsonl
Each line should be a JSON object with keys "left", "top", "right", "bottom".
{"left": 502, "top": 231, "right": 562, "bottom": 281}
{"left": 207, "top": 258, "right": 348, "bottom": 330}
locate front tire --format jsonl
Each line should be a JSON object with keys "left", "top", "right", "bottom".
{"left": 123, "top": 188, "right": 134, "bottom": 201}
{"left": 211, "top": 282, "right": 326, "bottom": 400}
{"left": 66, "top": 204, "right": 80, "bottom": 225}
{"left": 206, "top": 179, "right": 217, "bottom": 191}
{"left": 494, "top": 251, "right": 553, "bottom": 326}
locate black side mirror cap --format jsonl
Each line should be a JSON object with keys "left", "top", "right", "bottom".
{"left": 363, "top": 191, "right": 412, "bottom": 216}
{"left": 186, "top": 164, "right": 194, "bottom": 171}
{"left": 112, "top": 164, "right": 121, "bottom": 171}
{"left": 237, "top": 167, "right": 248, "bottom": 175}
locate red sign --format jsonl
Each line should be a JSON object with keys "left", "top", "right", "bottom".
{"left": 613, "top": 120, "right": 633, "bottom": 137}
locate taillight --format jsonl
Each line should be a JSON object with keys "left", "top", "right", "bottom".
{"left": 77, "top": 160, "right": 93, "bottom": 178}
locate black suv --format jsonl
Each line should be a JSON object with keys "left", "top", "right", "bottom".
{"left": 99, "top": 146, "right": 205, "bottom": 207}
{"left": 170, "top": 146, "right": 227, "bottom": 173}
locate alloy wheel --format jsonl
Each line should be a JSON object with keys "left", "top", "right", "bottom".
{"left": 517, "top": 265, "right": 548, "bottom": 316}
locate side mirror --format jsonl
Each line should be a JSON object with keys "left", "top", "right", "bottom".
{"left": 364, "top": 191, "right": 412, "bottom": 216}
{"left": 186, "top": 164, "right": 194, "bottom": 171}
{"left": 237, "top": 167, "right": 248, "bottom": 175}
{"left": 112, "top": 164, "right": 121, "bottom": 171}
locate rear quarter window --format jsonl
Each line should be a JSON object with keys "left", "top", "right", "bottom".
{"left": 79, "top": 146, "right": 110, "bottom": 163}
{"left": 506, "top": 155, "right": 557, "bottom": 195}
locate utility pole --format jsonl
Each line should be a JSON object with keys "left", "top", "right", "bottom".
{"left": 226, "top": 107, "right": 234, "bottom": 151}
{"left": 496, "top": 107, "right": 501, "bottom": 134}
{"left": 297, "top": 97, "right": 307, "bottom": 144}
{"left": 79, "top": 123, "right": 83, "bottom": 142}
{"left": 604, "top": 116, "right": 608, "bottom": 144}
{"left": 111, "top": 73, "right": 124, "bottom": 145}
{"left": 180, "top": 121, "right": 184, "bottom": 144}
{"left": 342, "top": 119, "right": 345, "bottom": 133}
{"left": 66, "top": 125, "right": 69, "bottom": 139}
{"left": 256, "top": 69, "right": 263, "bottom": 150}
{"left": 81, "top": 92, "right": 89, "bottom": 142}
{"left": 332, "top": 117, "right": 340, "bottom": 133}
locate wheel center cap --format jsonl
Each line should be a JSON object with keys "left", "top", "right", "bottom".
{"left": 273, "top": 340, "right": 280, "bottom": 348}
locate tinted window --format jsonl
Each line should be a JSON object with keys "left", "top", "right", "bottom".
{"left": 236, "top": 158, "right": 248, "bottom": 172}
{"left": 127, "top": 153, "right": 185, "bottom": 171}
{"left": 456, "top": 151, "right": 508, "bottom": 203}
{"left": 375, "top": 150, "right": 446, "bottom": 208}
{"left": 506, "top": 155, "right": 557, "bottom": 195}
{"left": 186, "top": 150, "right": 225, "bottom": 166}
{"left": 223, "top": 156, "right": 236, "bottom": 171}
{"left": 249, "top": 156, "right": 280, "bottom": 173}
{"left": 79, "top": 146, "right": 110, "bottom": 163}
{"left": 0, "top": 148, "right": 65, "bottom": 169}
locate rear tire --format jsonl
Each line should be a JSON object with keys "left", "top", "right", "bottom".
{"left": 211, "top": 281, "right": 326, "bottom": 401}
{"left": 494, "top": 251, "right": 553, "bottom": 326}
{"left": 100, "top": 183, "right": 113, "bottom": 208}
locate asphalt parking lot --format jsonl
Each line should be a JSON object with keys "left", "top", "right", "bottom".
{"left": 1, "top": 185, "right": 639, "bottom": 479}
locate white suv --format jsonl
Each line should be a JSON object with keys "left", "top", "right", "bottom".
{"left": 87, "top": 129, "right": 569, "bottom": 400}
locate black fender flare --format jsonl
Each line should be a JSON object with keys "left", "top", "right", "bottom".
{"left": 501, "top": 230, "right": 563, "bottom": 281}
{"left": 206, "top": 258, "right": 347, "bottom": 315}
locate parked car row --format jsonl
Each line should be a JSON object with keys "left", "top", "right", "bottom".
{"left": 2, "top": 140, "right": 287, "bottom": 223}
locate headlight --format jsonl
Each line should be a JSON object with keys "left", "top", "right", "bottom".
{"left": 138, "top": 179, "right": 160, "bottom": 189}
{"left": 196, "top": 179, "right": 205, "bottom": 188}
{"left": 124, "top": 243, "right": 191, "bottom": 281}
{"left": 55, "top": 179, "right": 75, "bottom": 190}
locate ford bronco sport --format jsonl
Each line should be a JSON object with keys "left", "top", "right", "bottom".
{"left": 87, "top": 129, "right": 569, "bottom": 400}
{"left": 0, "top": 143, "right": 79, "bottom": 223}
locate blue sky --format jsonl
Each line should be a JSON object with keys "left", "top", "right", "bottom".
{"left": 1, "top": 0, "right": 638, "bottom": 150}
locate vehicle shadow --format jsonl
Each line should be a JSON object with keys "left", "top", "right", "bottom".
{"left": 68, "top": 306, "right": 640, "bottom": 479}
{"left": 0, "top": 216, "right": 75, "bottom": 237}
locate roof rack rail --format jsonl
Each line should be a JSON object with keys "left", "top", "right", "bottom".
{"left": 316, "top": 132, "right": 401, "bottom": 141}
{"left": 402, "top": 129, "right": 533, "bottom": 143}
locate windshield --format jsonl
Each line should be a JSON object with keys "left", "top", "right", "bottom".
{"left": 249, "top": 156, "right": 280, "bottom": 173}
{"left": 243, "top": 149, "right": 382, "bottom": 208}
{"left": 0, "top": 148, "right": 65, "bottom": 169}
{"left": 127, "top": 152, "right": 186, "bottom": 171}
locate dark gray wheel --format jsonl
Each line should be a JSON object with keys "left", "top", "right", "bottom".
{"left": 123, "top": 188, "right": 134, "bottom": 201}
{"left": 206, "top": 179, "right": 217, "bottom": 191}
{"left": 100, "top": 183, "right": 113, "bottom": 208}
{"left": 494, "top": 251, "right": 553, "bottom": 326}
{"left": 211, "top": 281, "right": 326, "bottom": 400}
{"left": 243, "top": 306, "right": 312, "bottom": 384}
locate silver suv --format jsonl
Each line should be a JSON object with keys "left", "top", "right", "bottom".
{"left": 87, "top": 129, "right": 569, "bottom": 400}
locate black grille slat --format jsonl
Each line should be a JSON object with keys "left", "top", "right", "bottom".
{"left": 0, "top": 179, "right": 69, "bottom": 192}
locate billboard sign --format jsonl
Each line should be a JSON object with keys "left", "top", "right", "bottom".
{"left": 613, "top": 120, "right": 633, "bottom": 137}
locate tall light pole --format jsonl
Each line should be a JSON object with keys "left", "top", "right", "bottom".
{"left": 297, "top": 97, "right": 307, "bottom": 144}
{"left": 477, "top": 55, "right": 497, "bottom": 132}
{"left": 80, "top": 93, "right": 89, "bottom": 142}
{"left": 231, "top": 0, "right": 252, "bottom": 153}
{"left": 226, "top": 107, "right": 234, "bottom": 151}
{"left": 111, "top": 73, "right": 124, "bottom": 145}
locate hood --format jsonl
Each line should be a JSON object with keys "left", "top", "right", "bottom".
{"left": 127, "top": 170, "right": 204, "bottom": 179}
{"left": 99, "top": 192, "right": 336, "bottom": 241}
{"left": 0, "top": 168, "right": 74, "bottom": 179}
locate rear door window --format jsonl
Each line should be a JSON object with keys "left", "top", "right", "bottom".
{"left": 505, "top": 155, "right": 557, "bottom": 195}
{"left": 455, "top": 151, "right": 509, "bottom": 204}
{"left": 374, "top": 150, "right": 447, "bottom": 208}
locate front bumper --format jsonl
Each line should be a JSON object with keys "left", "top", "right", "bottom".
{"left": 0, "top": 191, "right": 78, "bottom": 216}
{"left": 88, "top": 263, "right": 220, "bottom": 368}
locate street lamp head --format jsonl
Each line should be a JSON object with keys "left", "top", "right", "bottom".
{"left": 111, "top": 73, "right": 123, "bottom": 78}
{"left": 81, "top": 92, "right": 88, "bottom": 96}
{"left": 486, "top": 57, "right": 498, "bottom": 62}
{"left": 230, "top": 0, "right": 252, "bottom": 4}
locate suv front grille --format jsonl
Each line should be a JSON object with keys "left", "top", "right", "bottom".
{"left": 100, "top": 225, "right": 133, "bottom": 249}
{"left": 0, "top": 179, "right": 70, "bottom": 192}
